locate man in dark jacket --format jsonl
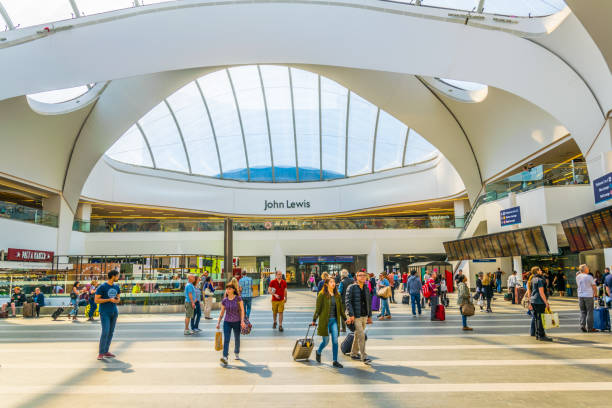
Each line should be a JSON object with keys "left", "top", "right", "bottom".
{"left": 345, "top": 271, "right": 372, "bottom": 365}
{"left": 338, "top": 269, "right": 354, "bottom": 306}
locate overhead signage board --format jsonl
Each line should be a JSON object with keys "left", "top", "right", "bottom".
{"left": 7, "top": 248, "right": 54, "bottom": 262}
{"left": 593, "top": 172, "right": 612, "bottom": 204}
{"left": 500, "top": 206, "right": 521, "bottom": 227}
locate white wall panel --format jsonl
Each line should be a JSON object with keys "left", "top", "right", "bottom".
{"left": 0, "top": 218, "right": 58, "bottom": 252}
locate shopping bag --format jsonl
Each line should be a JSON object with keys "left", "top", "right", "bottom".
{"left": 371, "top": 295, "right": 380, "bottom": 311}
{"left": 541, "top": 309, "right": 560, "bottom": 329}
{"left": 461, "top": 303, "right": 475, "bottom": 317}
{"left": 214, "top": 330, "right": 223, "bottom": 351}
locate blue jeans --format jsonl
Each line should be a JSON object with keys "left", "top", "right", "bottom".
{"left": 99, "top": 311, "right": 118, "bottom": 354}
{"left": 378, "top": 298, "right": 391, "bottom": 317}
{"left": 410, "top": 293, "right": 422, "bottom": 315}
{"left": 222, "top": 320, "right": 241, "bottom": 358}
{"left": 191, "top": 301, "right": 201, "bottom": 330}
{"left": 497, "top": 280, "right": 502, "bottom": 293}
{"left": 69, "top": 298, "right": 78, "bottom": 316}
{"left": 243, "top": 297, "right": 252, "bottom": 319}
{"left": 88, "top": 298, "right": 96, "bottom": 318}
{"left": 317, "top": 318, "right": 339, "bottom": 361}
{"left": 462, "top": 314, "right": 468, "bottom": 327}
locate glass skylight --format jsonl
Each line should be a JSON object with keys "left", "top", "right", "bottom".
{"left": 438, "top": 78, "right": 487, "bottom": 92}
{"left": 27, "top": 85, "right": 90, "bottom": 104}
{"left": 106, "top": 65, "right": 440, "bottom": 182}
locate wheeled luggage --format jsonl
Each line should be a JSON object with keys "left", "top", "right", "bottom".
{"left": 51, "top": 307, "right": 64, "bottom": 320}
{"left": 594, "top": 306, "right": 611, "bottom": 332}
{"left": 292, "top": 324, "right": 316, "bottom": 361}
{"left": 402, "top": 295, "right": 410, "bottom": 304}
{"left": 435, "top": 304, "right": 445, "bottom": 321}
{"left": 516, "top": 287, "right": 526, "bottom": 304}
{"left": 22, "top": 302, "right": 36, "bottom": 318}
{"left": 504, "top": 293, "right": 512, "bottom": 301}
{"left": 341, "top": 331, "right": 368, "bottom": 355}
{"left": 371, "top": 295, "right": 380, "bottom": 311}
{"left": 0, "top": 310, "right": 8, "bottom": 318}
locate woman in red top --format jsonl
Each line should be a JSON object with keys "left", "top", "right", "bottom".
{"left": 402, "top": 272, "right": 408, "bottom": 293}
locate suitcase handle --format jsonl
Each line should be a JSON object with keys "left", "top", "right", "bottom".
{"left": 305, "top": 323, "right": 317, "bottom": 340}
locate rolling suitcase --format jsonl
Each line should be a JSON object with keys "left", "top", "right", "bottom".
{"left": 292, "top": 324, "right": 316, "bottom": 361}
{"left": 402, "top": 295, "right": 410, "bottom": 304}
{"left": 594, "top": 306, "right": 611, "bottom": 332}
{"left": 51, "top": 307, "right": 64, "bottom": 320}
{"left": 435, "top": 304, "right": 446, "bottom": 321}
{"left": 22, "top": 302, "right": 36, "bottom": 318}
{"left": 516, "top": 287, "right": 526, "bottom": 304}
{"left": 341, "top": 330, "right": 368, "bottom": 355}
{"left": 371, "top": 295, "right": 380, "bottom": 311}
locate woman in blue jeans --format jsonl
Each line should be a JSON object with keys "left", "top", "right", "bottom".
{"left": 69, "top": 282, "right": 80, "bottom": 322}
{"left": 312, "top": 278, "right": 346, "bottom": 368}
{"left": 88, "top": 281, "right": 98, "bottom": 321}
{"left": 216, "top": 283, "right": 246, "bottom": 366}
{"left": 377, "top": 273, "right": 391, "bottom": 320}
{"left": 190, "top": 276, "right": 202, "bottom": 332}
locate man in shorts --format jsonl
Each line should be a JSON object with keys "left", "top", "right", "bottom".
{"left": 268, "top": 271, "right": 287, "bottom": 332}
{"left": 184, "top": 275, "right": 196, "bottom": 335}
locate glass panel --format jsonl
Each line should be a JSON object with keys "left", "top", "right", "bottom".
{"left": 438, "top": 78, "right": 487, "bottom": 91}
{"left": 166, "top": 82, "right": 219, "bottom": 177}
{"left": 229, "top": 66, "right": 272, "bottom": 181}
{"left": 320, "top": 77, "right": 348, "bottom": 179}
{"left": 420, "top": 0, "right": 480, "bottom": 12}
{"left": 291, "top": 68, "right": 320, "bottom": 181}
{"left": 404, "top": 129, "right": 438, "bottom": 165}
{"left": 374, "top": 110, "right": 408, "bottom": 172}
{"left": 521, "top": 230, "right": 537, "bottom": 255}
{"left": 347, "top": 93, "right": 377, "bottom": 176}
{"left": 505, "top": 233, "right": 519, "bottom": 255}
{"left": 76, "top": 0, "right": 135, "bottom": 16}
{"left": 138, "top": 102, "right": 189, "bottom": 173}
{"left": 2, "top": 0, "right": 74, "bottom": 28}
{"left": 497, "top": 234, "right": 510, "bottom": 257}
{"left": 512, "top": 231, "right": 528, "bottom": 255}
{"left": 561, "top": 221, "right": 578, "bottom": 253}
{"left": 532, "top": 228, "right": 549, "bottom": 255}
{"left": 198, "top": 70, "right": 247, "bottom": 179}
{"left": 582, "top": 215, "right": 602, "bottom": 249}
{"left": 260, "top": 65, "right": 296, "bottom": 181}
{"left": 459, "top": 240, "right": 470, "bottom": 260}
{"left": 482, "top": 0, "right": 566, "bottom": 17}
{"left": 490, "top": 235, "right": 502, "bottom": 257}
{"left": 28, "top": 85, "right": 90, "bottom": 104}
{"left": 106, "top": 125, "right": 153, "bottom": 167}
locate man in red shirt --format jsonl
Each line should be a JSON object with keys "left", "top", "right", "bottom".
{"left": 402, "top": 272, "right": 408, "bottom": 293}
{"left": 268, "top": 270, "right": 288, "bottom": 332}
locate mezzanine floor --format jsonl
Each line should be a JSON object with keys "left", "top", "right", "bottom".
{"left": 1, "top": 291, "right": 611, "bottom": 408}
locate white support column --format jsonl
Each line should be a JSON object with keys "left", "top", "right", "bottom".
{"left": 367, "top": 241, "right": 383, "bottom": 276}
{"left": 270, "top": 241, "right": 286, "bottom": 273}
{"left": 43, "top": 195, "right": 75, "bottom": 261}
{"left": 513, "top": 256, "right": 523, "bottom": 284}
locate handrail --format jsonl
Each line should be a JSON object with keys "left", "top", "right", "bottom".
{"left": 0, "top": 200, "right": 58, "bottom": 227}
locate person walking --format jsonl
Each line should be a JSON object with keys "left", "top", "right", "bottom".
{"left": 528, "top": 267, "right": 552, "bottom": 341}
{"left": 457, "top": 275, "right": 473, "bottom": 331}
{"left": 184, "top": 274, "right": 197, "bottom": 335}
{"left": 239, "top": 271, "right": 253, "bottom": 319}
{"left": 95, "top": 270, "right": 121, "bottom": 360}
{"left": 402, "top": 271, "right": 408, "bottom": 293}
{"left": 508, "top": 271, "right": 518, "bottom": 304}
{"left": 338, "top": 269, "right": 354, "bottom": 307}
{"left": 268, "top": 271, "right": 287, "bottom": 332}
{"left": 377, "top": 273, "right": 392, "bottom": 320}
{"left": 202, "top": 276, "right": 215, "bottom": 320}
{"left": 87, "top": 281, "right": 98, "bottom": 321}
{"left": 454, "top": 269, "right": 464, "bottom": 286}
{"left": 388, "top": 272, "right": 396, "bottom": 304}
{"left": 425, "top": 271, "right": 440, "bottom": 321}
{"left": 407, "top": 270, "right": 422, "bottom": 317}
{"left": 495, "top": 268, "right": 503, "bottom": 293}
{"left": 191, "top": 276, "right": 203, "bottom": 332}
{"left": 317, "top": 272, "right": 329, "bottom": 293}
{"left": 312, "top": 278, "right": 346, "bottom": 368}
{"left": 69, "top": 282, "right": 80, "bottom": 322}
{"left": 345, "top": 270, "right": 372, "bottom": 365}
{"left": 216, "top": 283, "right": 247, "bottom": 366}
{"left": 576, "top": 264, "right": 598, "bottom": 332}
{"left": 483, "top": 273, "right": 494, "bottom": 313}
{"left": 475, "top": 272, "right": 484, "bottom": 311}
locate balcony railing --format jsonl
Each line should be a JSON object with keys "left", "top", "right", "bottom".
{"left": 0, "top": 200, "right": 58, "bottom": 228}
{"left": 73, "top": 216, "right": 458, "bottom": 233}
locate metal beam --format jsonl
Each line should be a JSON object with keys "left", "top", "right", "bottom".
{"left": 258, "top": 65, "right": 275, "bottom": 182}
{"left": 402, "top": 128, "right": 410, "bottom": 167}
{"left": 136, "top": 122, "right": 156, "bottom": 168}
{"left": 195, "top": 79, "right": 223, "bottom": 178}
{"left": 0, "top": 2, "right": 15, "bottom": 30}
{"left": 371, "top": 108, "right": 380, "bottom": 173}
{"left": 318, "top": 74, "right": 323, "bottom": 181}
{"left": 68, "top": 0, "right": 81, "bottom": 17}
{"left": 164, "top": 100, "right": 192, "bottom": 174}
{"left": 288, "top": 67, "right": 299, "bottom": 181}
{"left": 344, "top": 91, "right": 351, "bottom": 177}
{"left": 227, "top": 68, "right": 250, "bottom": 181}
{"left": 477, "top": 0, "right": 485, "bottom": 13}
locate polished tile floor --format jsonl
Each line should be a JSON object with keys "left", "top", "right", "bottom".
{"left": 1, "top": 291, "right": 611, "bottom": 407}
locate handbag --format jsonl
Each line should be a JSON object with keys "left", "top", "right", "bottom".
{"left": 522, "top": 293, "right": 531, "bottom": 309}
{"left": 377, "top": 286, "right": 391, "bottom": 299}
{"left": 541, "top": 308, "right": 560, "bottom": 329}
{"left": 204, "top": 287, "right": 214, "bottom": 297}
{"left": 241, "top": 318, "right": 252, "bottom": 335}
{"left": 461, "top": 302, "right": 475, "bottom": 317}
{"left": 214, "top": 330, "right": 223, "bottom": 351}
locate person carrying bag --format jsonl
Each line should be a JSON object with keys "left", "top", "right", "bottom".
{"left": 456, "top": 275, "right": 474, "bottom": 331}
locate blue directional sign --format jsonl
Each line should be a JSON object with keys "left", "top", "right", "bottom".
{"left": 500, "top": 206, "right": 521, "bottom": 227}
{"left": 593, "top": 172, "right": 612, "bottom": 204}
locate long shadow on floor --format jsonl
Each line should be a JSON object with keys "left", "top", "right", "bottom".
{"left": 222, "top": 358, "right": 272, "bottom": 378}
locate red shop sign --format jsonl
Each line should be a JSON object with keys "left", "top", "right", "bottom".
{"left": 7, "top": 248, "right": 54, "bottom": 262}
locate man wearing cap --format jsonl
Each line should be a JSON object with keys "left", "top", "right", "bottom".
{"left": 2, "top": 287, "right": 27, "bottom": 317}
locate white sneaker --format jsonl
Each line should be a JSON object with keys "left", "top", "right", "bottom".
{"left": 235, "top": 354, "right": 240, "bottom": 360}
{"left": 184, "top": 329, "right": 193, "bottom": 335}
{"left": 220, "top": 357, "right": 228, "bottom": 365}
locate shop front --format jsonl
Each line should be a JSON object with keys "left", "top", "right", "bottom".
{"left": 285, "top": 255, "right": 367, "bottom": 287}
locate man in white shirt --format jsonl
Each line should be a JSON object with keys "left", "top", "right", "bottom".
{"left": 507, "top": 271, "right": 518, "bottom": 304}
{"left": 576, "top": 264, "right": 598, "bottom": 332}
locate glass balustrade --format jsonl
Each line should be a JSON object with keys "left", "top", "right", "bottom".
{"left": 0, "top": 200, "right": 58, "bottom": 227}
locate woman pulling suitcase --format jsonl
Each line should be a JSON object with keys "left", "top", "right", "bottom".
{"left": 312, "top": 278, "right": 347, "bottom": 368}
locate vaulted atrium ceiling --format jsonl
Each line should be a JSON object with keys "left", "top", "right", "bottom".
{"left": 105, "top": 65, "right": 439, "bottom": 182}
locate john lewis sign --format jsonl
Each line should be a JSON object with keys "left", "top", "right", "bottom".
{"left": 263, "top": 200, "right": 311, "bottom": 211}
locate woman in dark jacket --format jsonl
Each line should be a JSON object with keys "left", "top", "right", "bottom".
{"left": 483, "top": 273, "right": 494, "bottom": 313}
{"left": 312, "top": 278, "right": 347, "bottom": 368}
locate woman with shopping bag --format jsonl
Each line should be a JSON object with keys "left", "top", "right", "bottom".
{"left": 528, "top": 267, "right": 553, "bottom": 342}
{"left": 216, "top": 282, "right": 247, "bottom": 365}
{"left": 376, "top": 273, "right": 392, "bottom": 320}
{"left": 457, "top": 275, "right": 474, "bottom": 331}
